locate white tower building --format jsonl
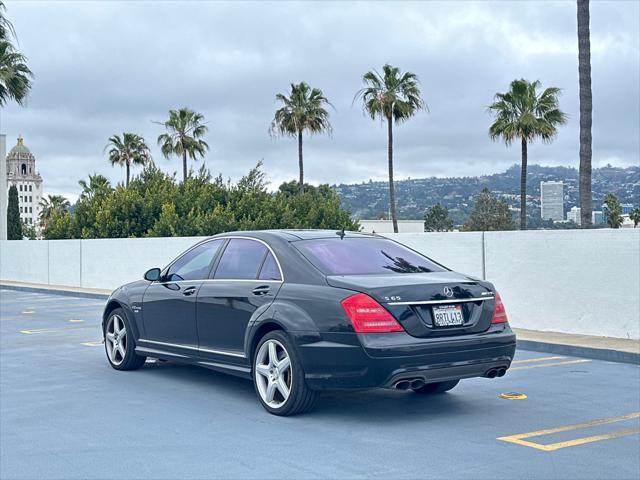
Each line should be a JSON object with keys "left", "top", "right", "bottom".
{"left": 540, "top": 181, "right": 564, "bottom": 222}
{"left": 0, "top": 134, "right": 6, "bottom": 240}
{"left": 6, "top": 136, "right": 43, "bottom": 228}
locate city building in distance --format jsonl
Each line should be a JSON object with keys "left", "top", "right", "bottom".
{"left": 5, "top": 136, "right": 44, "bottom": 227}
{"left": 567, "top": 205, "right": 581, "bottom": 225}
{"left": 540, "top": 180, "right": 564, "bottom": 222}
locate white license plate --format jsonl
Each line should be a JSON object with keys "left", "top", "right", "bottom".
{"left": 432, "top": 305, "right": 464, "bottom": 327}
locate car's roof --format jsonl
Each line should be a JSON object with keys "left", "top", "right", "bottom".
{"left": 212, "top": 229, "right": 377, "bottom": 241}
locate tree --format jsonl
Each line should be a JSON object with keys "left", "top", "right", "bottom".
{"left": 577, "top": 0, "right": 593, "bottom": 228}
{"left": 157, "top": 108, "right": 209, "bottom": 182}
{"left": 105, "top": 133, "right": 151, "bottom": 187}
{"left": 489, "top": 79, "right": 567, "bottom": 230}
{"left": 21, "top": 222, "right": 36, "bottom": 240}
{"left": 424, "top": 203, "right": 453, "bottom": 232}
{"left": 0, "top": 2, "right": 32, "bottom": 106}
{"left": 463, "top": 188, "right": 516, "bottom": 232}
{"left": 355, "top": 64, "right": 425, "bottom": 233}
{"left": 629, "top": 208, "right": 640, "bottom": 228}
{"left": 603, "top": 193, "right": 623, "bottom": 229}
{"left": 6, "top": 184, "right": 20, "bottom": 239}
{"left": 270, "top": 82, "right": 333, "bottom": 194}
{"left": 39, "top": 194, "right": 70, "bottom": 230}
{"left": 78, "top": 174, "right": 112, "bottom": 201}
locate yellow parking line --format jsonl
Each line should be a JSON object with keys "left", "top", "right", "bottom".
{"left": 498, "top": 412, "right": 640, "bottom": 451}
{"left": 81, "top": 341, "right": 103, "bottom": 347}
{"left": 512, "top": 356, "right": 564, "bottom": 365}
{"left": 69, "top": 319, "right": 84, "bottom": 323}
{"left": 22, "top": 310, "right": 35, "bottom": 314}
{"left": 510, "top": 359, "right": 591, "bottom": 371}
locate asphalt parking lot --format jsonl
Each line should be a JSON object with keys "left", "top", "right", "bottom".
{"left": 1, "top": 289, "right": 639, "bottom": 480}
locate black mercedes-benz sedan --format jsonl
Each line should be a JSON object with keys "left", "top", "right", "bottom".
{"left": 102, "top": 230, "right": 516, "bottom": 415}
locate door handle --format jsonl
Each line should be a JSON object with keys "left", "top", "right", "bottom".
{"left": 252, "top": 285, "right": 270, "bottom": 296}
{"left": 182, "top": 286, "right": 197, "bottom": 296}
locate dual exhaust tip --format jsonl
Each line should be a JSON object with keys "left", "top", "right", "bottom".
{"left": 485, "top": 367, "right": 507, "bottom": 378}
{"left": 394, "top": 378, "right": 425, "bottom": 390}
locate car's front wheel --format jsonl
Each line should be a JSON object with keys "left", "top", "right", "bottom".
{"left": 412, "top": 379, "right": 459, "bottom": 394}
{"left": 104, "top": 308, "right": 146, "bottom": 371}
{"left": 253, "top": 331, "right": 318, "bottom": 416}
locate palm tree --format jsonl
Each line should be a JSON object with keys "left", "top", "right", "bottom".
{"left": 355, "top": 64, "right": 425, "bottom": 233}
{"left": 78, "top": 174, "right": 112, "bottom": 201}
{"left": 629, "top": 208, "right": 640, "bottom": 228}
{"left": 105, "top": 133, "right": 152, "bottom": 187}
{"left": 489, "top": 79, "right": 567, "bottom": 230}
{"left": 0, "top": 1, "right": 32, "bottom": 106}
{"left": 157, "top": 108, "right": 209, "bottom": 182}
{"left": 577, "top": 0, "right": 593, "bottom": 228}
{"left": 270, "top": 82, "right": 333, "bottom": 194}
{"left": 39, "top": 194, "right": 70, "bottom": 229}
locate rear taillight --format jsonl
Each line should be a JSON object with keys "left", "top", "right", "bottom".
{"left": 341, "top": 293, "right": 404, "bottom": 333}
{"left": 491, "top": 292, "right": 509, "bottom": 324}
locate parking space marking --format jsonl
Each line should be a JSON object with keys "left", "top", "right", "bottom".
{"left": 19, "top": 326, "right": 93, "bottom": 335}
{"left": 22, "top": 310, "right": 35, "bottom": 314}
{"left": 81, "top": 341, "right": 103, "bottom": 347}
{"left": 512, "top": 356, "right": 564, "bottom": 364}
{"left": 510, "top": 359, "right": 591, "bottom": 371}
{"left": 498, "top": 412, "right": 640, "bottom": 451}
{"left": 69, "top": 319, "right": 84, "bottom": 323}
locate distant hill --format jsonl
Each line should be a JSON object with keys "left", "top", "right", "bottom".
{"left": 333, "top": 164, "right": 640, "bottom": 225}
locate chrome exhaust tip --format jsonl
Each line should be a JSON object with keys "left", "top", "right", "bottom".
{"left": 410, "top": 379, "right": 425, "bottom": 389}
{"left": 395, "top": 380, "right": 411, "bottom": 390}
{"left": 486, "top": 369, "right": 498, "bottom": 378}
{"left": 497, "top": 368, "right": 506, "bottom": 377}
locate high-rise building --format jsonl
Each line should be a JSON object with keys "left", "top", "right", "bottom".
{"left": 567, "top": 206, "right": 581, "bottom": 225}
{"left": 5, "top": 136, "right": 44, "bottom": 228}
{"left": 592, "top": 210, "right": 604, "bottom": 225}
{"left": 540, "top": 181, "right": 564, "bottom": 221}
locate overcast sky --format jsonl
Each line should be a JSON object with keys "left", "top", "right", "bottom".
{"left": 1, "top": 0, "right": 638, "bottom": 200}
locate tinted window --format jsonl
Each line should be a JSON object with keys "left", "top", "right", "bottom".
{"left": 215, "top": 239, "right": 268, "bottom": 280}
{"left": 165, "top": 240, "right": 223, "bottom": 282}
{"left": 258, "top": 252, "right": 282, "bottom": 281}
{"left": 296, "top": 238, "right": 446, "bottom": 275}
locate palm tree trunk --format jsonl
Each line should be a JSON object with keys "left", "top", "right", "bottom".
{"left": 126, "top": 161, "right": 130, "bottom": 187}
{"left": 182, "top": 150, "right": 187, "bottom": 183}
{"left": 298, "top": 130, "right": 304, "bottom": 195}
{"left": 520, "top": 137, "right": 528, "bottom": 230}
{"left": 577, "top": 0, "right": 593, "bottom": 227}
{"left": 387, "top": 116, "right": 398, "bottom": 234}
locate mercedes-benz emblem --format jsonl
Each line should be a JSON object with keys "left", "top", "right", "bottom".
{"left": 443, "top": 286, "right": 454, "bottom": 298}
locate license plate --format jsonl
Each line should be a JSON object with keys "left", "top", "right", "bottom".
{"left": 432, "top": 305, "right": 464, "bottom": 327}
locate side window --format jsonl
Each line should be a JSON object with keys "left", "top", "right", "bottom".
{"left": 258, "top": 252, "right": 282, "bottom": 281}
{"left": 214, "top": 239, "right": 268, "bottom": 280}
{"left": 165, "top": 240, "right": 223, "bottom": 282}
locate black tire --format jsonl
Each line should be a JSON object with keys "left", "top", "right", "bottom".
{"left": 104, "top": 308, "right": 146, "bottom": 371}
{"left": 252, "top": 331, "right": 318, "bottom": 416}
{"left": 412, "top": 379, "right": 459, "bottom": 395}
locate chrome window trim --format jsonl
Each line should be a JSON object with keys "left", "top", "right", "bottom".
{"left": 386, "top": 296, "right": 494, "bottom": 306}
{"left": 154, "top": 235, "right": 284, "bottom": 284}
{"left": 139, "top": 338, "right": 246, "bottom": 358}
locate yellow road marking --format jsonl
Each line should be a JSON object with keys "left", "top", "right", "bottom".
{"left": 69, "top": 319, "right": 84, "bottom": 323}
{"left": 510, "top": 359, "right": 591, "bottom": 371}
{"left": 22, "top": 310, "right": 34, "bottom": 314}
{"left": 499, "top": 392, "right": 528, "bottom": 400}
{"left": 498, "top": 412, "right": 640, "bottom": 451}
{"left": 512, "top": 356, "right": 564, "bottom": 365}
{"left": 81, "top": 341, "right": 103, "bottom": 347}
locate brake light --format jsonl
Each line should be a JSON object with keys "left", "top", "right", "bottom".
{"left": 341, "top": 293, "right": 404, "bottom": 333}
{"left": 491, "top": 292, "right": 509, "bottom": 324}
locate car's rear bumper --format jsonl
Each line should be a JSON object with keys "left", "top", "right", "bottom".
{"left": 295, "top": 325, "right": 516, "bottom": 390}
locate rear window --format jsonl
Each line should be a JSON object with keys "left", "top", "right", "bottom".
{"left": 295, "top": 237, "right": 446, "bottom": 275}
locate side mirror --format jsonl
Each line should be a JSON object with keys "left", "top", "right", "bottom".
{"left": 144, "top": 268, "right": 161, "bottom": 282}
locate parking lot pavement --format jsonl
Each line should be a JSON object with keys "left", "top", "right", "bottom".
{"left": 1, "top": 289, "right": 639, "bottom": 480}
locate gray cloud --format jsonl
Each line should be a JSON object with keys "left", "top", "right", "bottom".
{"left": 1, "top": 0, "right": 638, "bottom": 200}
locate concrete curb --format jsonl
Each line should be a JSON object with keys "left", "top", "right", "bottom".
{"left": 517, "top": 339, "right": 639, "bottom": 365}
{"left": 0, "top": 283, "right": 110, "bottom": 300}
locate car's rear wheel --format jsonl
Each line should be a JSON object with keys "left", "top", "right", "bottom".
{"left": 104, "top": 308, "right": 146, "bottom": 371}
{"left": 412, "top": 379, "right": 459, "bottom": 394}
{"left": 253, "top": 331, "right": 318, "bottom": 416}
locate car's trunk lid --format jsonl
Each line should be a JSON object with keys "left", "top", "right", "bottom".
{"left": 327, "top": 272, "right": 496, "bottom": 338}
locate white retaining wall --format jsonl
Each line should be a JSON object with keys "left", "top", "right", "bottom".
{"left": 1, "top": 229, "right": 638, "bottom": 339}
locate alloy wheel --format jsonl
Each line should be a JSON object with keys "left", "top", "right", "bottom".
{"left": 105, "top": 314, "right": 127, "bottom": 366}
{"left": 254, "top": 339, "right": 292, "bottom": 408}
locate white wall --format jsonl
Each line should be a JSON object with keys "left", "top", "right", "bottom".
{"left": 1, "top": 229, "right": 638, "bottom": 339}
